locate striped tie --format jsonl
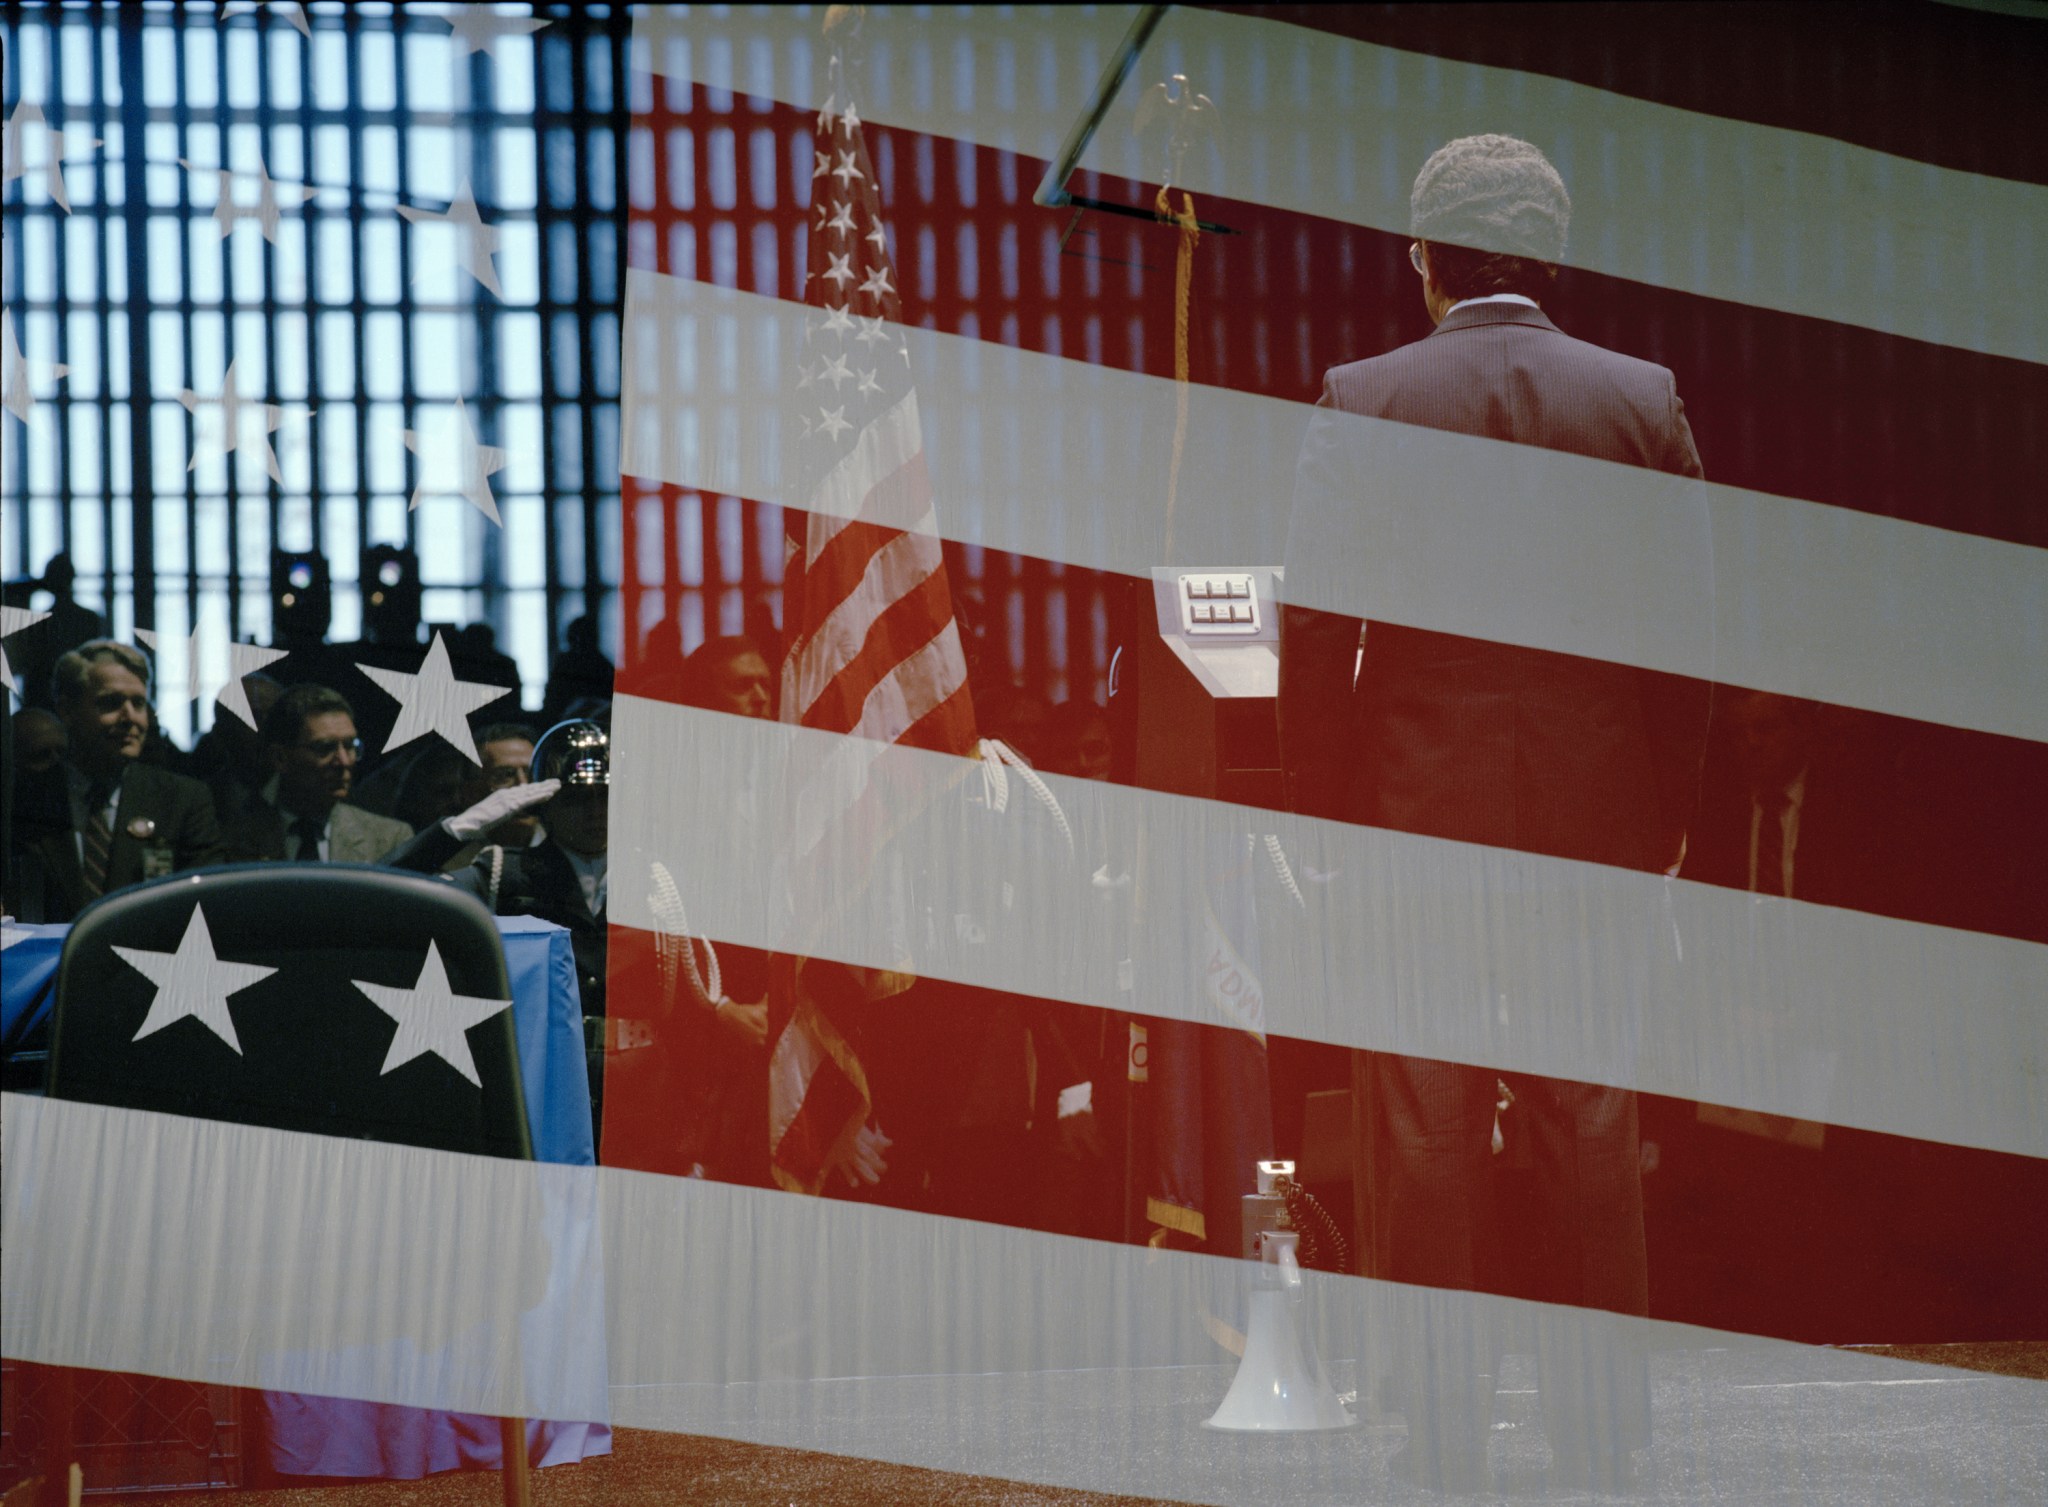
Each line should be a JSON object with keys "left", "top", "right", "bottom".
{"left": 81, "top": 786, "right": 114, "bottom": 898}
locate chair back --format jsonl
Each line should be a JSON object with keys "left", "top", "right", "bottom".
{"left": 47, "top": 863, "right": 532, "bottom": 1161}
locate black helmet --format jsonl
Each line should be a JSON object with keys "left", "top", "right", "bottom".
{"left": 530, "top": 719, "right": 609, "bottom": 787}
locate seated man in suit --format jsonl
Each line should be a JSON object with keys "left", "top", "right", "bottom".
{"left": 6, "top": 639, "right": 224, "bottom": 921}
{"left": 221, "top": 683, "right": 412, "bottom": 863}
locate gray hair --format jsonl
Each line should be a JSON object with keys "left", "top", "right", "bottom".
{"left": 1410, "top": 134, "right": 1570, "bottom": 263}
{"left": 51, "top": 639, "right": 151, "bottom": 708}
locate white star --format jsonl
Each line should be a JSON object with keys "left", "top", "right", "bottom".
{"left": 858, "top": 264, "right": 896, "bottom": 300}
{"left": 247, "top": 157, "right": 319, "bottom": 240}
{"left": 353, "top": 940, "right": 509, "bottom": 1088}
{"left": 821, "top": 251, "right": 855, "bottom": 290}
{"left": 358, "top": 630, "right": 507, "bottom": 762}
{"left": 815, "top": 94, "right": 836, "bottom": 135}
{"left": 819, "top": 304, "right": 855, "bottom": 337}
{"left": 795, "top": 359, "right": 816, "bottom": 391}
{"left": 138, "top": 618, "right": 289, "bottom": 728}
{"left": 403, "top": 396, "right": 507, "bottom": 526}
{"left": 218, "top": 3, "right": 312, "bottom": 40}
{"left": 865, "top": 222, "right": 888, "bottom": 254}
{"left": 838, "top": 101, "right": 862, "bottom": 136}
{"left": 216, "top": 636, "right": 292, "bottom": 727}
{"left": 812, "top": 149, "right": 830, "bottom": 181}
{"left": 817, "top": 406, "right": 853, "bottom": 441}
{"left": 831, "top": 148, "right": 864, "bottom": 187}
{"left": 443, "top": 4, "right": 551, "bottom": 57}
{"left": 818, "top": 353, "right": 853, "bottom": 391}
{"left": 854, "top": 314, "right": 890, "bottom": 348}
{"left": 3, "top": 313, "right": 69, "bottom": 425}
{"left": 179, "top": 359, "right": 285, "bottom": 485}
{"left": 824, "top": 201, "right": 857, "bottom": 238}
{"left": 856, "top": 368, "right": 882, "bottom": 397}
{"left": 222, "top": 638, "right": 294, "bottom": 728}
{"left": 181, "top": 155, "right": 318, "bottom": 244}
{"left": 3, "top": 101, "right": 98, "bottom": 214}
{"left": 136, "top": 624, "right": 205, "bottom": 705}
{"left": 1, "top": 604, "right": 51, "bottom": 693}
{"left": 187, "top": 163, "right": 242, "bottom": 239}
{"left": 115, "top": 904, "right": 278, "bottom": 1055}
{"left": 397, "top": 178, "right": 504, "bottom": 298}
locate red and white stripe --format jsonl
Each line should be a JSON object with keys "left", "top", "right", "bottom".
{"left": 608, "top": 12, "right": 2048, "bottom": 1490}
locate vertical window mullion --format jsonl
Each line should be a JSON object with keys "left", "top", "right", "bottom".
{"left": 1, "top": 3, "right": 22, "bottom": 574}
{"left": 295, "top": 7, "right": 323, "bottom": 561}
{"left": 94, "top": 0, "right": 121, "bottom": 627}
{"left": 393, "top": 5, "right": 419, "bottom": 557}
{"left": 171, "top": 1, "right": 201, "bottom": 636}
{"left": 571, "top": 23, "right": 601, "bottom": 632}
{"left": 49, "top": 4, "right": 77, "bottom": 588}
{"left": 344, "top": 5, "right": 372, "bottom": 593}
{"left": 212, "top": 7, "right": 242, "bottom": 638}
{"left": 467, "top": 37, "right": 500, "bottom": 630}
{"left": 532, "top": 20, "right": 564, "bottom": 669}
{"left": 116, "top": 0, "right": 153, "bottom": 633}
{"left": 254, "top": 1, "right": 283, "bottom": 565}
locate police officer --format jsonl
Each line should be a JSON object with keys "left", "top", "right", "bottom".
{"left": 381, "top": 720, "right": 615, "bottom": 1143}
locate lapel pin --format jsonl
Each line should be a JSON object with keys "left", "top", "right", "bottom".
{"left": 125, "top": 816, "right": 158, "bottom": 841}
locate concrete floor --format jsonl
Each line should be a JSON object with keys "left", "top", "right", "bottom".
{"left": 87, "top": 1341, "right": 2048, "bottom": 1507}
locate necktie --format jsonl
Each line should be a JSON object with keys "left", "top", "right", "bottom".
{"left": 290, "top": 813, "right": 327, "bottom": 862}
{"left": 81, "top": 784, "right": 115, "bottom": 897}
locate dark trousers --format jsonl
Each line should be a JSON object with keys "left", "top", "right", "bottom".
{"left": 1361, "top": 1052, "right": 1650, "bottom": 1464}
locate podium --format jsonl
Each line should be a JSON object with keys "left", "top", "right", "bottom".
{"left": 1135, "top": 566, "right": 1284, "bottom": 808}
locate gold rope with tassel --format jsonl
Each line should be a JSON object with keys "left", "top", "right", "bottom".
{"left": 1128, "top": 187, "right": 1203, "bottom": 1004}
{"left": 1154, "top": 184, "right": 1200, "bottom": 559}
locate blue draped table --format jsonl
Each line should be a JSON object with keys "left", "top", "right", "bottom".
{"left": 0, "top": 914, "right": 609, "bottom": 1479}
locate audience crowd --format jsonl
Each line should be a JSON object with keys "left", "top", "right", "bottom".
{"left": 2, "top": 588, "right": 1120, "bottom": 1200}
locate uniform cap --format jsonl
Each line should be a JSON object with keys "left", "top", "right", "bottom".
{"left": 531, "top": 719, "right": 609, "bottom": 788}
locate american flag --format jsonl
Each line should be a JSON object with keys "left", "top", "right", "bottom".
{"left": 602, "top": 4, "right": 2048, "bottom": 1489}
{"left": 780, "top": 90, "right": 974, "bottom": 752}
{"left": 762, "top": 56, "right": 980, "bottom": 1193}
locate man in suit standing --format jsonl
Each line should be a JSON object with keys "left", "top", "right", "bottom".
{"left": 1279, "top": 135, "right": 1709, "bottom": 1492}
{"left": 6, "top": 640, "right": 224, "bottom": 921}
{"left": 221, "top": 683, "right": 412, "bottom": 863}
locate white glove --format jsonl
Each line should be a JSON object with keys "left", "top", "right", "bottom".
{"left": 443, "top": 778, "right": 560, "bottom": 842}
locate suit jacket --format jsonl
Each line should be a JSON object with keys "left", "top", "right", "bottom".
{"left": 384, "top": 823, "right": 610, "bottom": 1139}
{"left": 220, "top": 796, "right": 414, "bottom": 865}
{"left": 1285, "top": 305, "right": 1683, "bottom": 1364}
{"left": 383, "top": 823, "right": 606, "bottom": 1014}
{"left": 1278, "top": 301, "right": 1710, "bottom": 874}
{"left": 10, "top": 760, "right": 225, "bottom": 922}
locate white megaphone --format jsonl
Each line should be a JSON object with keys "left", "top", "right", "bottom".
{"left": 1203, "top": 1165, "right": 1356, "bottom": 1432}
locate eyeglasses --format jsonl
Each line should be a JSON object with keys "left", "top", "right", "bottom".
{"left": 296, "top": 736, "right": 362, "bottom": 763}
{"left": 1409, "top": 242, "right": 1426, "bottom": 276}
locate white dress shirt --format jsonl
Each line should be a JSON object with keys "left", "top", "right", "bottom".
{"left": 1446, "top": 292, "right": 1540, "bottom": 315}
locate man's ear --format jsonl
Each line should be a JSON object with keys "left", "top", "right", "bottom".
{"left": 268, "top": 741, "right": 289, "bottom": 777}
